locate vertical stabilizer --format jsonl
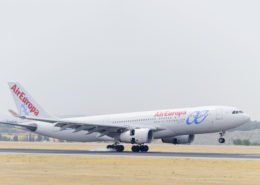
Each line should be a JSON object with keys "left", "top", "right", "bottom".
{"left": 8, "top": 82, "right": 52, "bottom": 118}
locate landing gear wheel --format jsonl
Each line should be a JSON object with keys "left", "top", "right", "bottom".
{"left": 144, "top": 145, "right": 149, "bottom": 152}
{"left": 107, "top": 145, "right": 113, "bottom": 149}
{"left": 107, "top": 144, "right": 124, "bottom": 152}
{"left": 218, "top": 131, "right": 226, "bottom": 144}
{"left": 218, "top": 138, "right": 225, "bottom": 144}
{"left": 115, "top": 145, "right": 124, "bottom": 152}
{"left": 140, "top": 145, "right": 149, "bottom": 152}
{"left": 131, "top": 145, "right": 140, "bottom": 152}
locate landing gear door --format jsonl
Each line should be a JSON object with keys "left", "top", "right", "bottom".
{"left": 216, "top": 108, "right": 223, "bottom": 120}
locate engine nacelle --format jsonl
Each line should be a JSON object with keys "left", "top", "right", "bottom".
{"left": 161, "top": 135, "right": 195, "bottom": 145}
{"left": 119, "top": 128, "right": 153, "bottom": 144}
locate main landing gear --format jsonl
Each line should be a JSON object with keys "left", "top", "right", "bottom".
{"left": 131, "top": 145, "right": 149, "bottom": 153}
{"left": 106, "top": 143, "right": 149, "bottom": 153}
{"left": 218, "top": 131, "right": 226, "bottom": 144}
{"left": 107, "top": 144, "right": 124, "bottom": 152}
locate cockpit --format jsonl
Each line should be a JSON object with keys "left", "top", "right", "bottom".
{"left": 232, "top": 110, "right": 244, "bottom": 114}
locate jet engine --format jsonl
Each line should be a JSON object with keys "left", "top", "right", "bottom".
{"left": 161, "top": 135, "right": 195, "bottom": 144}
{"left": 119, "top": 128, "right": 153, "bottom": 144}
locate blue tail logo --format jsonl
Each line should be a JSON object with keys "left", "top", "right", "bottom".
{"left": 20, "top": 104, "right": 29, "bottom": 116}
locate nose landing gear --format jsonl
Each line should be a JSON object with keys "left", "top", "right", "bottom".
{"left": 218, "top": 131, "right": 226, "bottom": 144}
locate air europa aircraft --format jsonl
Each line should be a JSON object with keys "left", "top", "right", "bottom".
{"left": 1, "top": 82, "right": 250, "bottom": 152}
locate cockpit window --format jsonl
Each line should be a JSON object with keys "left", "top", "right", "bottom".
{"left": 232, "top": 110, "right": 244, "bottom": 114}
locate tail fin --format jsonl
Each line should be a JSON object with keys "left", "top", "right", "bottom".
{"left": 8, "top": 82, "right": 52, "bottom": 118}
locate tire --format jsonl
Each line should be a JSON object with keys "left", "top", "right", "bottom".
{"left": 143, "top": 145, "right": 149, "bottom": 152}
{"left": 140, "top": 145, "right": 145, "bottom": 152}
{"left": 116, "top": 145, "right": 124, "bottom": 152}
{"left": 131, "top": 145, "right": 140, "bottom": 152}
{"left": 140, "top": 145, "right": 149, "bottom": 152}
{"left": 218, "top": 138, "right": 225, "bottom": 144}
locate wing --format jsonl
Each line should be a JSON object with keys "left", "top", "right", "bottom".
{"left": 18, "top": 115, "right": 128, "bottom": 137}
{"left": 17, "top": 115, "right": 161, "bottom": 137}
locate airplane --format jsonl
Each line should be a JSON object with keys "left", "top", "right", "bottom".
{"left": 0, "top": 82, "right": 250, "bottom": 152}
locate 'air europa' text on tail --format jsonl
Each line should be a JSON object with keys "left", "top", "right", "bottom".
{"left": 11, "top": 84, "right": 40, "bottom": 116}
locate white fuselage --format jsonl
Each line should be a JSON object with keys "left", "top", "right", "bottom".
{"left": 33, "top": 106, "right": 250, "bottom": 142}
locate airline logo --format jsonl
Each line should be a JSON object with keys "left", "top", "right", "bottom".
{"left": 186, "top": 110, "right": 209, "bottom": 125}
{"left": 10, "top": 84, "right": 39, "bottom": 116}
{"left": 21, "top": 104, "right": 30, "bottom": 116}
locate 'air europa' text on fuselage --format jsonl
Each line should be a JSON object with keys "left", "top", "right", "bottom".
{"left": 154, "top": 111, "right": 186, "bottom": 117}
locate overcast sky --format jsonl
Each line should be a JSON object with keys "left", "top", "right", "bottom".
{"left": 0, "top": 0, "right": 260, "bottom": 120}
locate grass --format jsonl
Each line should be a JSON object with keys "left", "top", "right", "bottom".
{"left": 0, "top": 142, "right": 260, "bottom": 184}
{"left": 0, "top": 155, "right": 260, "bottom": 185}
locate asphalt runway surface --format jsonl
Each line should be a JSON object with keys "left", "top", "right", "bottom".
{"left": 0, "top": 148, "right": 260, "bottom": 159}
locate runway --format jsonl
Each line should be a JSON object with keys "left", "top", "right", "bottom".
{"left": 0, "top": 148, "right": 260, "bottom": 159}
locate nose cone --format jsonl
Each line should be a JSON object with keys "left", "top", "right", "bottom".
{"left": 242, "top": 113, "right": 251, "bottom": 123}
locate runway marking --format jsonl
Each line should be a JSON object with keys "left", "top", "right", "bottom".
{"left": 0, "top": 148, "right": 260, "bottom": 159}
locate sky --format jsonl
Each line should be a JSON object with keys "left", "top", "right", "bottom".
{"left": 0, "top": 0, "right": 260, "bottom": 120}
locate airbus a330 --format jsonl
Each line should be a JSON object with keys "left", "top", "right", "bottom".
{"left": 0, "top": 82, "right": 250, "bottom": 152}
